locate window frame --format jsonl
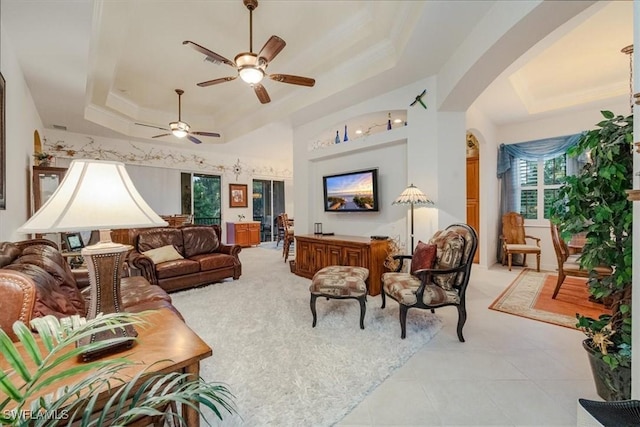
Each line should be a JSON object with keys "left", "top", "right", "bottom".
{"left": 516, "top": 154, "right": 567, "bottom": 226}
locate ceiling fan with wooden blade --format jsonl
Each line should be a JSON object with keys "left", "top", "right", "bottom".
{"left": 183, "top": 0, "right": 315, "bottom": 104}
{"left": 135, "top": 89, "right": 220, "bottom": 144}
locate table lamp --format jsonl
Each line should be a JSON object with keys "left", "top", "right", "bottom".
{"left": 392, "top": 183, "right": 434, "bottom": 254}
{"left": 18, "top": 159, "right": 168, "bottom": 360}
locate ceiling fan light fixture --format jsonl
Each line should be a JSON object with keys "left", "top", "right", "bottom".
{"left": 170, "top": 121, "right": 190, "bottom": 138}
{"left": 235, "top": 52, "right": 264, "bottom": 84}
{"left": 239, "top": 66, "right": 264, "bottom": 84}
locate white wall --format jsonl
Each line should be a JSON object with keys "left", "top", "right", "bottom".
{"left": 44, "top": 129, "right": 293, "bottom": 242}
{"left": 0, "top": 25, "right": 44, "bottom": 241}
{"left": 294, "top": 77, "right": 468, "bottom": 251}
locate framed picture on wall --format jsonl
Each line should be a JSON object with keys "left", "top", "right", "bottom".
{"left": 229, "top": 183, "right": 248, "bottom": 208}
{"left": 0, "top": 72, "right": 6, "bottom": 210}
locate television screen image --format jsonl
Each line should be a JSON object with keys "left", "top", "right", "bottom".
{"left": 323, "top": 169, "right": 379, "bottom": 212}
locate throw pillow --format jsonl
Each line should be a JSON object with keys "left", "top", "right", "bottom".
{"left": 410, "top": 241, "right": 437, "bottom": 275}
{"left": 143, "top": 245, "right": 184, "bottom": 265}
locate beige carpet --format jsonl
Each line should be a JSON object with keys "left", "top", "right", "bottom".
{"left": 489, "top": 269, "right": 610, "bottom": 329}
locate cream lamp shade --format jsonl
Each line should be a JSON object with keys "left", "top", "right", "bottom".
{"left": 19, "top": 159, "right": 167, "bottom": 234}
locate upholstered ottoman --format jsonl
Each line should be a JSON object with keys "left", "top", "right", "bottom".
{"left": 309, "top": 266, "right": 369, "bottom": 329}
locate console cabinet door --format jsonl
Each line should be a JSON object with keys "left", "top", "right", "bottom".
{"left": 342, "top": 246, "right": 365, "bottom": 267}
{"left": 295, "top": 239, "right": 314, "bottom": 276}
{"left": 248, "top": 223, "right": 260, "bottom": 245}
{"left": 311, "top": 243, "right": 327, "bottom": 272}
{"left": 327, "top": 245, "right": 342, "bottom": 265}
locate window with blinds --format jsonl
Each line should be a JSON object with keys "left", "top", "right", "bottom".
{"left": 517, "top": 154, "right": 566, "bottom": 220}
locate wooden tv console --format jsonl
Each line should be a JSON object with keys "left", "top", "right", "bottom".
{"left": 294, "top": 234, "right": 390, "bottom": 296}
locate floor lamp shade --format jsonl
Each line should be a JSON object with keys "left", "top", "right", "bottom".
{"left": 19, "top": 159, "right": 168, "bottom": 360}
{"left": 392, "top": 184, "right": 434, "bottom": 253}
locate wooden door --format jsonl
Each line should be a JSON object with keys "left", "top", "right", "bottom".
{"left": 466, "top": 156, "right": 480, "bottom": 263}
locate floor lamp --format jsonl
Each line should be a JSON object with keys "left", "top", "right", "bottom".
{"left": 19, "top": 159, "right": 168, "bottom": 360}
{"left": 392, "top": 184, "right": 434, "bottom": 254}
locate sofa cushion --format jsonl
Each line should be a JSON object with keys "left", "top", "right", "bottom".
{"left": 13, "top": 245, "right": 85, "bottom": 315}
{"left": 428, "top": 229, "right": 465, "bottom": 290}
{"left": 0, "top": 242, "right": 20, "bottom": 268}
{"left": 191, "top": 253, "right": 236, "bottom": 272}
{"left": 137, "top": 228, "right": 184, "bottom": 255}
{"left": 143, "top": 245, "right": 184, "bottom": 264}
{"left": 3, "top": 263, "right": 81, "bottom": 319}
{"left": 155, "top": 259, "right": 200, "bottom": 280}
{"left": 182, "top": 226, "right": 220, "bottom": 258}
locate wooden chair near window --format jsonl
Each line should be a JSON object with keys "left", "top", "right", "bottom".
{"left": 281, "top": 213, "right": 295, "bottom": 262}
{"left": 500, "top": 212, "right": 541, "bottom": 272}
{"left": 275, "top": 214, "right": 285, "bottom": 247}
{"left": 549, "top": 222, "right": 613, "bottom": 299}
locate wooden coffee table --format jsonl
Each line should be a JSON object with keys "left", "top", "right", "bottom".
{"left": 0, "top": 308, "right": 212, "bottom": 426}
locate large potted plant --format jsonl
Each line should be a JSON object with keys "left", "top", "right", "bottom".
{"left": 0, "top": 312, "right": 235, "bottom": 426}
{"left": 551, "top": 111, "right": 633, "bottom": 400}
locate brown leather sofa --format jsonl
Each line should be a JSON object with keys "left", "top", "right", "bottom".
{"left": 0, "top": 239, "right": 178, "bottom": 342}
{"left": 128, "top": 224, "right": 241, "bottom": 293}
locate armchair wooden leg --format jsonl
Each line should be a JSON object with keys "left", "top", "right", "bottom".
{"left": 552, "top": 272, "right": 566, "bottom": 299}
{"left": 399, "top": 305, "right": 408, "bottom": 339}
{"left": 310, "top": 294, "right": 318, "bottom": 327}
{"left": 381, "top": 288, "right": 386, "bottom": 308}
{"left": 536, "top": 253, "right": 541, "bottom": 272}
{"left": 508, "top": 253, "right": 513, "bottom": 271}
{"left": 523, "top": 254, "right": 527, "bottom": 268}
{"left": 456, "top": 304, "right": 467, "bottom": 342}
{"left": 358, "top": 296, "right": 366, "bottom": 330}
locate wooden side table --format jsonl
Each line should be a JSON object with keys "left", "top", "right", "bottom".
{"left": 0, "top": 308, "right": 212, "bottom": 426}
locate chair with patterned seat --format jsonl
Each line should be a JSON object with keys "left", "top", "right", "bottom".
{"left": 381, "top": 223, "right": 477, "bottom": 340}
{"left": 500, "top": 211, "right": 540, "bottom": 272}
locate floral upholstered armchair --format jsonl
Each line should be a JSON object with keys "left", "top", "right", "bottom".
{"left": 381, "top": 223, "right": 477, "bottom": 340}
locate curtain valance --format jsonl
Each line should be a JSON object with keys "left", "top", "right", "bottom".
{"left": 496, "top": 133, "right": 584, "bottom": 177}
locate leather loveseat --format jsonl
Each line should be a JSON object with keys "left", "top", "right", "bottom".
{"left": 128, "top": 224, "right": 241, "bottom": 293}
{"left": 0, "top": 239, "right": 177, "bottom": 342}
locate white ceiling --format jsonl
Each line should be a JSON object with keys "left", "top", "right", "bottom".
{"left": 0, "top": 0, "right": 633, "bottom": 159}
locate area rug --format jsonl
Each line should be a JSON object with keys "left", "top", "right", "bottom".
{"left": 170, "top": 246, "right": 441, "bottom": 426}
{"left": 489, "top": 269, "right": 610, "bottom": 329}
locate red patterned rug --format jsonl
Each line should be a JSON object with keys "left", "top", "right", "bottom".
{"left": 489, "top": 269, "right": 610, "bottom": 329}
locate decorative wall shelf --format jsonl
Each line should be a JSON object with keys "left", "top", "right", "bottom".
{"left": 307, "top": 126, "right": 408, "bottom": 162}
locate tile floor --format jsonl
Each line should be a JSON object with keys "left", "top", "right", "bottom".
{"left": 337, "top": 265, "right": 600, "bottom": 426}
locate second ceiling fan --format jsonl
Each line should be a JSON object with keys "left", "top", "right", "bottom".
{"left": 183, "top": 0, "right": 315, "bottom": 104}
{"left": 135, "top": 89, "right": 220, "bottom": 144}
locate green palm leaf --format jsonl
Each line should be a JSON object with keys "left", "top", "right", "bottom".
{"left": 0, "top": 312, "right": 235, "bottom": 426}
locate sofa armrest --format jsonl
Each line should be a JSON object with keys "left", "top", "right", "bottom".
{"left": 128, "top": 250, "right": 159, "bottom": 286}
{"left": 0, "top": 270, "right": 36, "bottom": 341}
{"left": 217, "top": 243, "right": 241, "bottom": 257}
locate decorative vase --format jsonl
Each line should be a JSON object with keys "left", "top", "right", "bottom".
{"left": 335, "top": 131, "right": 340, "bottom": 144}
{"left": 38, "top": 160, "right": 50, "bottom": 167}
{"left": 583, "top": 340, "right": 631, "bottom": 401}
{"left": 343, "top": 125, "right": 348, "bottom": 142}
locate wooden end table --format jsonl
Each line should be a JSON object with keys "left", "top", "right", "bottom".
{"left": 0, "top": 308, "right": 212, "bottom": 426}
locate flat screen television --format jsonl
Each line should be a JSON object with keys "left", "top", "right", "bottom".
{"left": 323, "top": 168, "right": 379, "bottom": 212}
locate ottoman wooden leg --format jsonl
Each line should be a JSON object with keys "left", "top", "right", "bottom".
{"left": 310, "top": 294, "right": 318, "bottom": 327}
{"left": 358, "top": 296, "right": 366, "bottom": 330}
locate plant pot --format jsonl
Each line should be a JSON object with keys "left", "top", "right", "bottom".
{"left": 583, "top": 339, "right": 631, "bottom": 401}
